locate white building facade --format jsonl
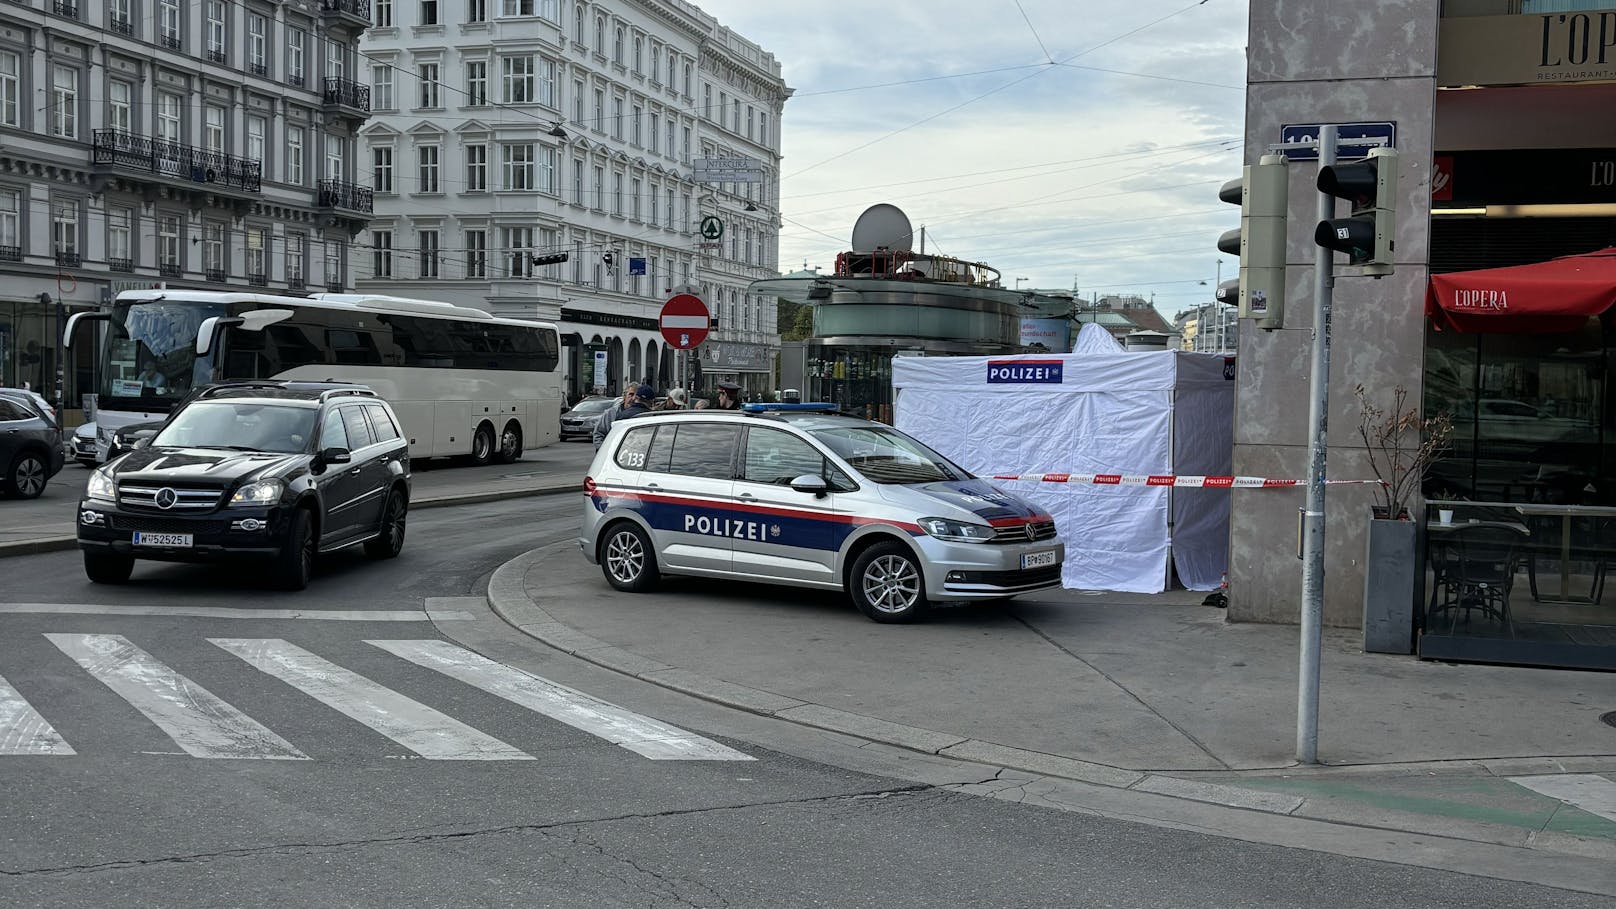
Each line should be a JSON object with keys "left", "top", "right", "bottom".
{"left": 0, "top": 0, "right": 373, "bottom": 404}
{"left": 355, "top": 0, "right": 787, "bottom": 400}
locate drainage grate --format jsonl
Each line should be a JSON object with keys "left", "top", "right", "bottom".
{"left": 1602, "top": 711, "right": 1616, "bottom": 729}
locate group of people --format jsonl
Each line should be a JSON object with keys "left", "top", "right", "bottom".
{"left": 591, "top": 380, "right": 744, "bottom": 447}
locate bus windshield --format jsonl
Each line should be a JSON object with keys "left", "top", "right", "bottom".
{"left": 98, "top": 301, "right": 226, "bottom": 409}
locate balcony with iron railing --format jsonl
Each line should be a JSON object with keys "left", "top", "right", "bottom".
{"left": 205, "top": 267, "right": 227, "bottom": 283}
{"left": 206, "top": 47, "right": 227, "bottom": 64}
{"left": 323, "top": 78, "right": 371, "bottom": 115}
{"left": 287, "top": 72, "right": 305, "bottom": 88}
{"left": 55, "top": 251, "right": 81, "bottom": 268}
{"left": 93, "top": 129, "right": 262, "bottom": 195}
{"left": 248, "top": 62, "right": 268, "bottom": 77}
{"left": 247, "top": 272, "right": 268, "bottom": 287}
{"left": 326, "top": 280, "right": 344, "bottom": 292}
{"left": 159, "top": 262, "right": 183, "bottom": 278}
{"left": 317, "top": 179, "right": 374, "bottom": 214}
{"left": 287, "top": 272, "right": 306, "bottom": 290}
{"left": 51, "top": 0, "right": 77, "bottom": 19}
{"left": 0, "top": 246, "right": 19, "bottom": 262}
{"left": 109, "top": 15, "right": 133, "bottom": 35}
{"left": 319, "top": 0, "right": 372, "bottom": 29}
{"left": 110, "top": 257, "right": 134, "bottom": 272}
{"left": 159, "top": 32, "right": 182, "bottom": 51}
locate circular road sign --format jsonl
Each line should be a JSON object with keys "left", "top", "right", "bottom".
{"left": 660, "top": 293, "right": 710, "bottom": 350}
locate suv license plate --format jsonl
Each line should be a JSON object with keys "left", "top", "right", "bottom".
{"left": 133, "top": 532, "right": 192, "bottom": 548}
{"left": 1021, "top": 550, "right": 1057, "bottom": 569}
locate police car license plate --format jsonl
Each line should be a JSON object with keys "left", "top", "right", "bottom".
{"left": 133, "top": 532, "right": 192, "bottom": 548}
{"left": 1021, "top": 550, "right": 1057, "bottom": 569}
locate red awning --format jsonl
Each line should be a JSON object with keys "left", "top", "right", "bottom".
{"left": 1425, "top": 247, "right": 1616, "bottom": 333}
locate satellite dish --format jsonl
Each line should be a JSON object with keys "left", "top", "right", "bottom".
{"left": 850, "top": 203, "right": 913, "bottom": 254}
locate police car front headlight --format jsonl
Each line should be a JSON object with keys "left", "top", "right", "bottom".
{"left": 919, "top": 517, "right": 994, "bottom": 543}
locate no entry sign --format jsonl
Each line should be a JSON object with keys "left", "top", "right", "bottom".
{"left": 659, "top": 293, "right": 710, "bottom": 350}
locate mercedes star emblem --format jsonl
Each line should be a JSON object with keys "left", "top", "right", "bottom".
{"left": 154, "top": 487, "right": 178, "bottom": 510}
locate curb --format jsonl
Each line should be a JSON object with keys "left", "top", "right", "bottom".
{"left": 0, "top": 481, "right": 578, "bottom": 560}
{"left": 483, "top": 544, "right": 1616, "bottom": 865}
{"left": 485, "top": 545, "right": 1147, "bottom": 791}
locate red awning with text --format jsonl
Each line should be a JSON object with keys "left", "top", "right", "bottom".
{"left": 1426, "top": 247, "right": 1616, "bottom": 333}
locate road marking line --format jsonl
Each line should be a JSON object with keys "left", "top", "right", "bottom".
{"left": 45, "top": 633, "right": 306, "bottom": 760}
{"left": 2, "top": 603, "right": 469, "bottom": 621}
{"left": 1509, "top": 774, "right": 1616, "bottom": 823}
{"left": 0, "top": 670, "right": 75, "bottom": 755}
{"left": 210, "top": 639, "right": 532, "bottom": 761}
{"left": 368, "top": 640, "right": 752, "bottom": 761}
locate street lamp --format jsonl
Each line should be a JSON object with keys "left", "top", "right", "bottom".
{"left": 1015, "top": 277, "right": 1029, "bottom": 290}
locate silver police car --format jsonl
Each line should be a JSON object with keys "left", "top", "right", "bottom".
{"left": 580, "top": 404, "right": 1064, "bottom": 623}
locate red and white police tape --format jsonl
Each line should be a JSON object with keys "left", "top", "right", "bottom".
{"left": 987, "top": 473, "right": 1386, "bottom": 489}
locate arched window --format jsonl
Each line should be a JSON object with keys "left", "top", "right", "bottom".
{"left": 595, "top": 16, "right": 604, "bottom": 53}
{"left": 613, "top": 27, "right": 624, "bottom": 65}
{"left": 574, "top": 4, "right": 584, "bottom": 44}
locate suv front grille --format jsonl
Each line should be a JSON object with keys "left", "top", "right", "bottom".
{"left": 117, "top": 485, "right": 224, "bottom": 511}
{"left": 108, "top": 515, "right": 229, "bottom": 535}
{"left": 991, "top": 520, "right": 1058, "bottom": 543}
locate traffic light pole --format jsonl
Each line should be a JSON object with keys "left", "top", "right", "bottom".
{"left": 1297, "top": 126, "right": 1336, "bottom": 764}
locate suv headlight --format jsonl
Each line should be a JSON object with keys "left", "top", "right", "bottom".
{"left": 918, "top": 517, "right": 994, "bottom": 543}
{"left": 229, "top": 479, "right": 284, "bottom": 507}
{"left": 86, "top": 469, "right": 116, "bottom": 504}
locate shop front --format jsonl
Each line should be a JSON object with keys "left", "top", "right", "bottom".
{"left": 697, "top": 340, "right": 773, "bottom": 401}
{"left": 1421, "top": 240, "right": 1616, "bottom": 670}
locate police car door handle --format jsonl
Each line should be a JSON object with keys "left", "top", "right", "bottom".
{"left": 737, "top": 492, "right": 757, "bottom": 501}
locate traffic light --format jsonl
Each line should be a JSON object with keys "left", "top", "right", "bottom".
{"left": 1217, "top": 154, "right": 1288, "bottom": 330}
{"left": 1314, "top": 146, "right": 1398, "bottom": 277}
{"left": 529, "top": 251, "right": 569, "bottom": 266}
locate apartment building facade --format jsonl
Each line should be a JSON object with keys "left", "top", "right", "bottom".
{"left": 356, "top": 0, "right": 787, "bottom": 400}
{"left": 0, "top": 0, "right": 374, "bottom": 401}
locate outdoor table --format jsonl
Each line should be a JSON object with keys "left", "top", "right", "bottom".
{"left": 1509, "top": 503, "right": 1616, "bottom": 606}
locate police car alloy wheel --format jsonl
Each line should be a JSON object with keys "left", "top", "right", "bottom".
{"left": 602, "top": 523, "right": 659, "bottom": 592}
{"left": 851, "top": 542, "right": 928, "bottom": 623}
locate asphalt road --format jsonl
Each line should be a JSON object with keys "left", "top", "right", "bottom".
{"left": 1, "top": 495, "right": 1610, "bottom": 908}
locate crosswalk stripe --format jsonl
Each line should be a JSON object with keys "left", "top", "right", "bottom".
{"left": 369, "top": 640, "right": 753, "bottom": 762}
{"left": 44, "top": 634, "right": 307, "bottom": 760}
{"left": 209, "top": 639, "right": 533, "bottom": 761}
{"left": 0, "top": 670, "right": 75, "bottom": 755}
{"left": 1510, "top": 774, "right": 1616, "bottom": 824}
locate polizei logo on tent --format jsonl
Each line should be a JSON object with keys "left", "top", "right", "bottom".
{"left": 986, "top": 360, "right": 1064, "bottom": 384}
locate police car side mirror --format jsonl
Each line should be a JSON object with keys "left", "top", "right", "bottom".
{"left": 790, "top": 474, "right": 829, "bottom": 498}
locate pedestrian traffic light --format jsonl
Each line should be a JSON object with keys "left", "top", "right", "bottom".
{"left": 529, "top": 251, "right": 569, "bottom": 266}
{"left": 1314, "top": 146, "right": 1398, "bottom": 277}
{"left": 1217, "top": 154, "right": 1288, "bottom": 330}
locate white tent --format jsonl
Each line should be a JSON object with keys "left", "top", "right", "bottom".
{"left": 890, "top": 324, "right": 1235, "bottom": 593}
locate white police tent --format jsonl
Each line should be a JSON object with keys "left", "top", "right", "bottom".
{"left": 890, "top": 323, "right": 1235, "bottom": 594}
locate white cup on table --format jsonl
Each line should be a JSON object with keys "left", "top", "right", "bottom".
{"left": 1438, "top": 509, "right": 1453, "bottom": 525}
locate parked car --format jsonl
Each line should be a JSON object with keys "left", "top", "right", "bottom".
{"left": 560, "top": 396, "right": 616, "bottom": 441}
{"left": 0, "top": 390, "right": 65, "bottom": 499}
{"left": 580, "top": 403, "right": 1064, "bottom": 623}
{"left": 77, "top": 381, "right": 410, "bottom": 589}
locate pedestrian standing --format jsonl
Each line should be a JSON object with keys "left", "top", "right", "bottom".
{"left": 714, "top": 381, "right": 743, "bottom": 410}
{"left": 660, "top": 387, "right": 688, "bottom": 410}
{"left": 591, "top": 387, "right": 638, "bottom": 448}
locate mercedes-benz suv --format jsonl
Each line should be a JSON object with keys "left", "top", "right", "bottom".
{"left": 77, "top": 382, "right": 411, "bottom": 590}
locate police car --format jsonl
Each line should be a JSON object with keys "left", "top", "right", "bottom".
{"left": 580, "top": 403, "right": 1064, "bottom": 623}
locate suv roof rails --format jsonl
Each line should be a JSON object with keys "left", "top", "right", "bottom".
{"left": 316, "top": 387, "right": 378, "bottom": 401}
{"left": 197, "top": 380, "right": 375, "bottom": 401}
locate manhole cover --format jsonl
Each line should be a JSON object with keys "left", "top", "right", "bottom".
{"left": 1602, "top": 711, "right": 1616, "bottom": 729}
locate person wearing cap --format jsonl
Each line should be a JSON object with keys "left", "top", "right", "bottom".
{"left": 591, "top": 384, "right": 654, "bottom": 448}
{"left": 660, "top": 387, "right": 688, "bottom": 410}
{"left": 715, "top": 381, "right": 743, "bottom": 410}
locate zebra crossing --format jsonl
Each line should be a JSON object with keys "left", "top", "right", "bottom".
{"left": 3, "top": 634, "right": 751, "bottom": 763}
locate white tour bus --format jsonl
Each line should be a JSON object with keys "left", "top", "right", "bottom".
{"left": 68, "top": 290, "right": 563, "bottom": 464}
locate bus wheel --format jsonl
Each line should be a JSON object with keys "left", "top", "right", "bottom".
{"left": 496, "top": 422, "right": 523, "bottom": 464}
{"left": 470, "top": 423, "right": 495, "bottom": 466}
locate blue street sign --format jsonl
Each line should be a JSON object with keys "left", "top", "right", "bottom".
{"left": 1279, "top": 122, "right": 1396, "bottom": 161}
{"left": 629, "top": 257, "right": 646, "bottom": 275}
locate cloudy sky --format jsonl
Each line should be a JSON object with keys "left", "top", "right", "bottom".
{"left": 695, "top": 0, "right": 1249, "bottom": 318}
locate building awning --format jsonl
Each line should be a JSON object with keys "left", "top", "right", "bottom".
{"left": 1425, "top": 247, "right": 1616, "bottom": 333}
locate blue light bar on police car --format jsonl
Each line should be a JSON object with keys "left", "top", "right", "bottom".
{"left": 740, "top": 402, "right": 842, "bottom": 413}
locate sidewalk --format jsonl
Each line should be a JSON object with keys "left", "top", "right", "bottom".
{"left": 488, "top": 544, "right": 1616, "bottom": 862}
{"left": 0, "top": 441, "right": 596, "bottom": 557}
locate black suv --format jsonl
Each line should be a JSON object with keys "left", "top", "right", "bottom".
{"left": 77, "top": 382, "right": 411, "bottom": 590}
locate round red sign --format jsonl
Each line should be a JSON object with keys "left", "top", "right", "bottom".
{"left": 659, "top": 293, "right": 710, "bottom": 350}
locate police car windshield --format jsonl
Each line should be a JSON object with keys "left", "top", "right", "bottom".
{"left": 808, "top": 426, "right": 965, "bottom": 484}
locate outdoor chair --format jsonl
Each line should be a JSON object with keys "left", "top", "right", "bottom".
{"left": 1427, "top": 524, "right": 1523, "bottom": 634}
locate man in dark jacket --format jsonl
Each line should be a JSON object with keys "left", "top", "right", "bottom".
{"left": 592, "top": 384, "right": 654, "bottom": 448}
{"left": 714, "top": 381, "right": 743, "bottom": 410}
